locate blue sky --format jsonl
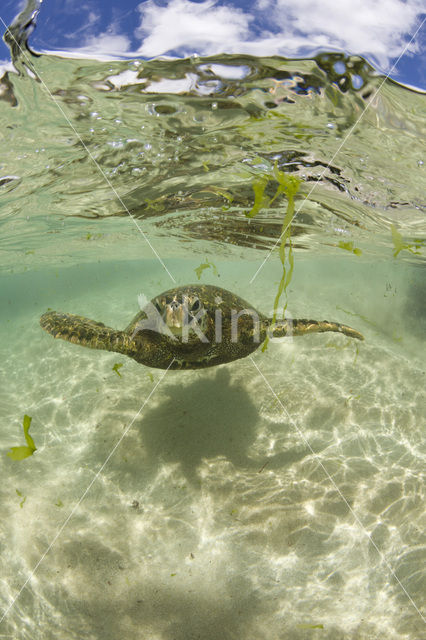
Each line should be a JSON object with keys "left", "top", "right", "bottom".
{"left": 1, "top": 0, "right": 425, "bottom": 90}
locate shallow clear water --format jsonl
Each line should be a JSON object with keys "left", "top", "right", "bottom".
{"left": 0, "top": 39, "right": 425, "bottom": 640}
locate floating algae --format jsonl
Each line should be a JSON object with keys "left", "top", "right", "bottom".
{"left": 195, "top": 259, "right": 219, "bottom": 280}
{"left": 112, "top": 362, "right": 124, "bottom": 377}
{"left": 245, "top": 162, "right": 302, "bottom": 350}
{"left": 7, "top": 415, "right": 37, "bottom": 461}
{"left": 390, "top": 224, "right": 421, "bottom": 258}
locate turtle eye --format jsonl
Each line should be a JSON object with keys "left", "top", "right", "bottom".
{"left": 191, "top": 299, "right": 200, "bottom": 312}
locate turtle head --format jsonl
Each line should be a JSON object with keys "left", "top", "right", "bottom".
{"left": 154, "top": 293, "right": 209, "bottom": 342}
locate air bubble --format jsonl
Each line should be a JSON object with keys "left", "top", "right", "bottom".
{"left": 333, "top": 61, "right": 346, "bottom": 74}
{"left": 352, "top": 75, "right": 364, "bottom": 89}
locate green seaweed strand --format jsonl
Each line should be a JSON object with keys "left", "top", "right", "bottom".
{"left": 7, "top": 415, "right": 37, "bottom": 461}
{"left": 245, "top": 163, "right": 301, "bottom": 350}
{"left": 246, "top": 175, "right": 270, "bottom": 219}
{"left": 270, "top": 164, "right": 299, "bottom": 321}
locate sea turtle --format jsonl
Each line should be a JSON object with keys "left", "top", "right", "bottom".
{"left": 40, "top": 284, "right": 363, "bottom": 370}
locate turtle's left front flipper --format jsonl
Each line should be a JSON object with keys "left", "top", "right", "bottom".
{"left": 40, "top": 311, "right": 133, "bottom": 355}
{"left": 270, "top": 318, "right": 364, "bottom": 341}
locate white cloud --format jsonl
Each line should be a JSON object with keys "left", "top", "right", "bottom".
{"left": 42, "top": 33, "right": 132, "bottom": 61}
{"left": 0, "top": 60, "right": 14, "bottom": 75}
{"left": 37, "top": 0, "right": 424, "bottom": 76}
{"left": 132, "top": 0, "right": 423, "bottom": 71}
{"left": 270, "top": 0, "right": 424, "bottom": 68}
{"left": 74, "top": 33, "right": 131, "bottom": 58}
{"left": 135, "top": 0, "right": 252, "bottom": 57}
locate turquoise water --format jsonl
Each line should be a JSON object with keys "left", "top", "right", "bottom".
{"left": 0, "top": 43, "right": 425, "bottom": 640}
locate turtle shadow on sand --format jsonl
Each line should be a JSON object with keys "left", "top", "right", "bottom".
{"left": 138, "top": 368, "right": 259, "bottom": 485}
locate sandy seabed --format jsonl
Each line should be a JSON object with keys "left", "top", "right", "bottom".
{"left": 0, "top": 258, "right": 425, "bottom": 640}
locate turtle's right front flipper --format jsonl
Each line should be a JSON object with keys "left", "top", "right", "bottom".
{"left": 40, "top": 311, "right": 132, "bottom": 355}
